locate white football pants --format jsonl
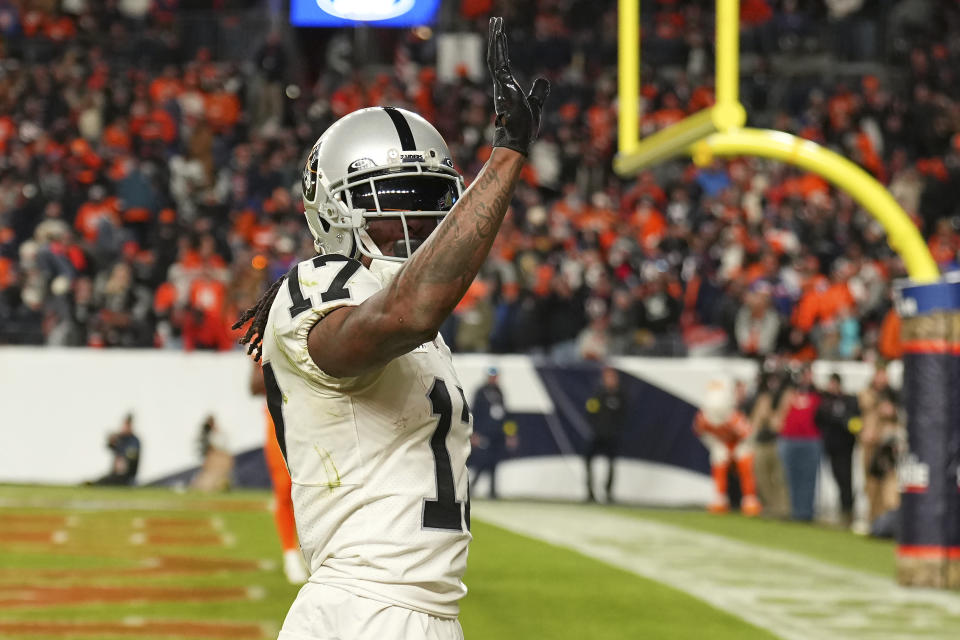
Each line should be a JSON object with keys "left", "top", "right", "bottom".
{"left": 278, "top": 583, "right": 464, "bottom": 640}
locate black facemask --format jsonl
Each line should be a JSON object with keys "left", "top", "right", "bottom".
{"left": 348, "top": 176, "right": 458, "bottom": 213}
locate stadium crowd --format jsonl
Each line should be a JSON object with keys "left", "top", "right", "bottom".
{"left": 1, "top": 0, "right": 959, "bottom": 364}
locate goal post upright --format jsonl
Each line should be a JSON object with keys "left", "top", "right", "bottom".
{"left": 613, "top": 0, "right": 938, "bottom": 283}
{"left": 617, "top": 0, "right": 639, "bottom": 157}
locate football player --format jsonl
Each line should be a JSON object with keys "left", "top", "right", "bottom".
{"left": 233, "top": 17, "right": 548, "bottom": 640}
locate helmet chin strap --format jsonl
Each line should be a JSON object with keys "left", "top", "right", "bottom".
{"left": 356, "top": 227, "right": 383, "bottom": 259}
{"left": 356, "top": 227, "right": 405, "bottom": 287}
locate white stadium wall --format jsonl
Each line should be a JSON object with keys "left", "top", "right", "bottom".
{"left": 0, "top": 348, "right": 900, "bottom": 509}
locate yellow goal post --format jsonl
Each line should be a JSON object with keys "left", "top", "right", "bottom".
{"left": 614, "top": 0, "right": 939, "bottom": 283}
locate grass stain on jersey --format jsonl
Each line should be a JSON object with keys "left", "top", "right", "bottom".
{"left": 313, "top": 445, "right": 341, "bottom": 490}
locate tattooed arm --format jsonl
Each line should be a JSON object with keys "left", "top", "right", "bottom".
{"left": 308, "top": 18, "right": 549, "bottom": 378}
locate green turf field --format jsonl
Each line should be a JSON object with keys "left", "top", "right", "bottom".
{"left": 0, "top": 485, "right": 910, "bottom": 639}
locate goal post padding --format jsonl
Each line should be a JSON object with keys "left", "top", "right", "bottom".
{"left": 895, "top": 279, "right": 960, "bottom": 589}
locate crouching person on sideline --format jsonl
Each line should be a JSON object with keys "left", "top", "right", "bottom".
{"left": 694, "top": 379, "right": 761, "bottom": 516}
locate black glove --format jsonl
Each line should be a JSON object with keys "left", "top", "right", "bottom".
{"left": 487, "top": 16, "right": 550, "bottom": 156}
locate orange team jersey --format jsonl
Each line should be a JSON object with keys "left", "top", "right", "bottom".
{"left": 263, "top": 406, "right": 297, "bottom": 552}
{"left": 204, "top": 92, "right": 241, "bottom": 131}
{"left": 149, "top": 77, "right": 182, "bottom": 104}
{"left": 693, "top": 410, "right": 752, "bottom": 446}
{"left": 189, "top": 277, "right": 226, "bottom": 312}
{"left": 264, "top": 407, "right": 288, "bottom": 479}
{"left": 74, "top": 198, "right": 120, "bottom": 242}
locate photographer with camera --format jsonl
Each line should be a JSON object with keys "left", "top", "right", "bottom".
{"left": 747, "top": 361, "right": 790, "bottom": 518}
{"left": 89, "top": 413, "right": 141, "bottom": 486}
{"left": 857, "top": 364, "right": 904, "bottom": 528}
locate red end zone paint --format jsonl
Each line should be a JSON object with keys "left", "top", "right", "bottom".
{"left": 0, "top": 620, "right": 265, "bottom": 639}
{"left": 0, "top": 555, "right": 262, "bottom": 580}
{"left": 0, "top": 584, "right": 251, "bottom": 609}
{"left": 897, "top": 545, "right": 960, "bottom": 560}
{"left": 147, "top": 533, "right": 224, "bottom": 545}
{"left": 144, "top": 517, "right": 212, "bottom": 527}
{"left": 0, "top": 531, "right": 58, "bottom": 544}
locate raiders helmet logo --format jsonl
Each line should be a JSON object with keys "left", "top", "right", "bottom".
{"left": 302, "top": 144, "right": 321, "bottom": 203}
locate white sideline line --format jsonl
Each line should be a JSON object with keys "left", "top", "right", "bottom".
{"left": 474, "top": 501, "right": 960, "bottom": 640}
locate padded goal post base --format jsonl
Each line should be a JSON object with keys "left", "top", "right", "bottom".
{"left": 895, "top": 279, "right": 960, "bottom": 589}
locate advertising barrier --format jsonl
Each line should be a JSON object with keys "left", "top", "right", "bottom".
{"left": 0, "top": 348, "right": 894, "bottom": 508}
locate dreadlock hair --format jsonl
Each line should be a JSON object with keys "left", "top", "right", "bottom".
{"left": 233, "top": 271, "right": 287, "bottom": 362}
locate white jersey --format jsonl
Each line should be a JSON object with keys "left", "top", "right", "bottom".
{"left": 261, "top": 255, "right": 472, "bottom": 619}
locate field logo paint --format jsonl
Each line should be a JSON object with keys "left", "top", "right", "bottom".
{"left": 315, "top": 0, "right": 415, "bottom": 21}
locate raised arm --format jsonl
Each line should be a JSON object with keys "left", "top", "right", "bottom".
{"left": 308, "top": 18, "right": 549, "bottom": 378}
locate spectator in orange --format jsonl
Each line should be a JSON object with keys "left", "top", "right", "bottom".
{"left": 927, "top": 219, "right": 958, "bottom": 267}
{"left": 131, "top": 100, "right": 177, "bottom": 145}
{"left": 43, "top": 10, "right": 75, "bottom": 42}
{"left": 182, "top": 269, "right": 231, "bottom": 351}
{"left": 646, "top": 92, "right": 686, "bottom": 132}
{"left": 74, "top": 186, "right": 121, "bottom": 243}
{"left": 149, "top": 65, "right": 183, "bottom": 104}
{"left": 629, "top": 198, "right": 667, "bottom": 250}
{"left": 621, "top": 171, "right": 667, "bottom": 212}
{"left": 819, "top": 262, "right": 857, "bottom": 324}
{"left": 102, "top": 118, "right": 132, "bottom": 152}
{"left": 878, "top": 307, "right": 902, "bottom": 360}
{"left": 586, "top": 93, "right": 615, "bottom": 153}
{"left": 793, "top": 261, "right": 855, "bottom": 333}
{"left": 204, "top": 87, "right": 241, "bottom": 133}
{"left": 741, "top": 0, "right": 773, "bottom": 25}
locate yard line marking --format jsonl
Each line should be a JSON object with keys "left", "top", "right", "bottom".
{"left": 475, "top": 501, "right": 960, "bottom": 640}
{"left": 0, "top": 496, "right": 269, "bottom": 512}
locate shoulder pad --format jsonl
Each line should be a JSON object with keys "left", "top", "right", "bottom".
{"left": 263, "top": 255, "right": 381, "bottom": 387}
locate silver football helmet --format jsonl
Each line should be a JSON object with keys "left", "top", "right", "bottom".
{"left": 301, "top": 107, "right": 464, "bottom": 262}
